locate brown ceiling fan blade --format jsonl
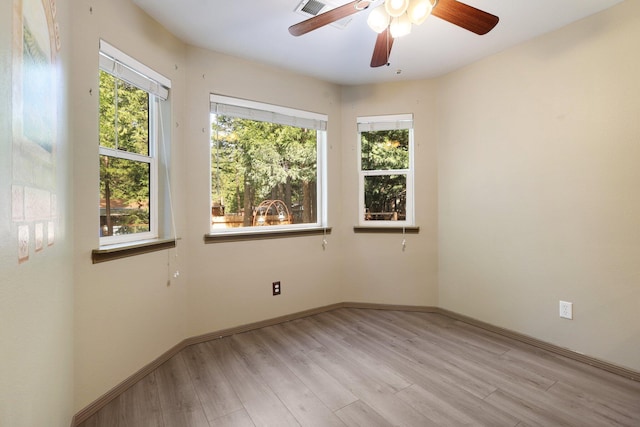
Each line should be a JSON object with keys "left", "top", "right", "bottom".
{"left": 371, "top": 29, "right": 394, "bottom": 67}
{"left": 432, "top": 0, "right": 499, "bottom": 35}
{"left": 289, "top": 0, "right": 372, "bottom": 36}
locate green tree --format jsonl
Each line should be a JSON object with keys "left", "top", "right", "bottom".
{"left": 211, "top": 115, "right": 318, "bottom": 226}
{"left": 361, "top": 129, "right": 409, "bottom": 219}
{"left": 99, "top": 71, "right": 151, "bottom": 236}
{"left": 361, "top": 129, "right": 409, "bottom": 170}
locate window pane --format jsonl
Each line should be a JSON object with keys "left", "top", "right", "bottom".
{"left": 99, "top": 71, "right": 149, "bottom": 156}
{"left": 99, "top": 155, "right": 150, "bottom": 236}
{"left": 361, "top": 129, "right": 409, "bottom": 171}
{"left": 99, "top": 72, "right": 117, "bottom": 149}
{"left": 364, "top": 174, "right": 407, "bottom": 221}
{"left": 211, "top": 115, "right": 318, "bottom": 229}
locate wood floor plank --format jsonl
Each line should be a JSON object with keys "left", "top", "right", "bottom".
{"left": 210, "top": 409, "right": 255, "bottom": 427}
{"left": 504, "top": 346, "right": 640, "bottom": 408}
{"left": 447, "top": 316, "right": 640, "bottom": 398}
{"left": 409, "top": 331, "right": 559, "bottom": 394}
{"left": 155, "top": 354, "right": 209, "bottom": 427}
{"left": 181, "top": 343, "right": 244, "bottom": 422}
{"left": 306, "top": 346, "right": 433, "bottom": 426}
{"left": 78, "top": 309, "right": 640, "bottom": 427}
{"left": 306, "top": 311, "right": 355, "bottom": 339}
{"left": 395, "top": 311, "right": 513, "bottom": 355}
{"left": 334, "top": 400, "right": 393, "bottom": 427}
{"left": 328, "top": 316, "right": 524, "bottom": 426}
{"left": 119, "top": 372, "right": 165, "bottom": 427}
{"left": 205, "top": 338, "right": 300, "bottom": 427}
{"left": 546, "top": 380, "right": 640, "bottom": 426}
{"left": 343, "top": 318, "right": 498, "bottom": 399}
{"left": 397, "top": 384, "right": 491, "bottom": 426}
{"left": 297, "top": 316, "right": 413, "bottom": 393}
{"left": 230, "top": 331, "right": 346, "bottom": 427}
{"left": 256, "top": 326, "right": 359, "bottom": 411}
{"left": 484, "top": 388, "right": 577, "bottom": 427}
{"left": 76, "top": 397, "right": 122, "bottom": 427}
{"left": 277, "top": 320, "right": 325, "bottom": 353}
{"left": 259, "top": 324, "right": 306, "bottom": 358}
{"left": 335, "top": 308, "right": 419, "bottom": 341}
{"left": 160, "top": 408, "right": 209, "bottom": 427}
{"left": 339, "top": 328, "right": 520, "bottom": 426}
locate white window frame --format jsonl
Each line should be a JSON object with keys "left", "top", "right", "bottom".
{"left": 209, "top": 94, "right": 328, "bottom": 234}
{"left": 357, "top": 114, "right": 415, "bottom": 227}
{"left": 98, "top": 40, "right": 170, "bottom": 245}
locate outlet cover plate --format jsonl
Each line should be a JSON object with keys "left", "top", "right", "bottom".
{"left": 559, "top": 300, "right": 573, "bottom": 319}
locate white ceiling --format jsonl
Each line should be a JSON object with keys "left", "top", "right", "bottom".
{"left": 132, "top": 0, "right": 623, "bottom": 86}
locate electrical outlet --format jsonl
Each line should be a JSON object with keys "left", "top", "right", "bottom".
{"left": 559, "top": 300, "right": 573, "bottom": 319}
{"left": 272, "top": 281, "right": 281, "bottom": 296}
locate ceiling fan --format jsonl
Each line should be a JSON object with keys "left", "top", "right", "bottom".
{"left": 289, "top": 0, "right": 499, "bottom": 68}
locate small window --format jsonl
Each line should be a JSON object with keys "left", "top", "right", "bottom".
{"left": 357, "top": 114, "right": 414, "bottom": 226}
{"left": 98, "top": 40, "right": 171, "bottom": 245}
{"left": 210, "top": 95, "right": 327, "bottom": 233}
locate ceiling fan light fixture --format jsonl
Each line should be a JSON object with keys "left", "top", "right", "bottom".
{"left": 390, "top": 13, "right": 412, "bottom": 38}
{"left": 367, "top": 5, "right": 390, "bottom": 33}
{"left": 407, "top": 0, "right": 433, "bottom": 25}
{"left": 384, "top": 0, "right": 409, "bottom": 18}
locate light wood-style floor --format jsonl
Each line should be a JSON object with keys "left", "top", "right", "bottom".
{"left": 79, "top": 308, "right": 640, "bottom": 426}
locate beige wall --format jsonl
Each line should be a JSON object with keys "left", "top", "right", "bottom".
{"left": 0, "top": 0, "right": 74, "bottom": 426}
{"left": 71, "top": 0, "right": 189, "bottom": 411}
{"left": 340, "top": 81, "right": 439, "bottom": 305}
{"left": 3, "top": 0, "right": 639, "bottom": 424}
{"left": 183, "top": 47, "right": 346, "bottom": 337}
{"left": 437, "top": 0, "right": 640, "bottom": 371}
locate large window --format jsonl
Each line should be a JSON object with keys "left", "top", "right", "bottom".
{"left": 210, "top": 95, "right": 327, "bottom": 232}
{"left": 357, "top": 114, "right": 414, "bottom": 226}
{"left": 98, "top": 40, "right": 171, "bottom": 245}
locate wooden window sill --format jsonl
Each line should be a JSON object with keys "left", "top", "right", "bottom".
{"left": 353, "top": 226, "right": 420, "bottom": 234}
{"left": 204, "top": 227, "right": 331, "bottom": 243}
{"left": 92, "top": 238, "right": 176, "bottom": 264}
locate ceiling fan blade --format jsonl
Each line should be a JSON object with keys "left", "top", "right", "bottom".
{"left": 371, "top": 29, "right": 394, "bottom": 67}
{"left": 432, "top": 0, "right": 499, "bottom": 35}
{"left": 289, "top": 0, "right": 372, "bottom": 36}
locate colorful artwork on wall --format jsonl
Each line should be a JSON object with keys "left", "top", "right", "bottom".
{"left": 11, "top": 0, "right": 61, "bottom": 263}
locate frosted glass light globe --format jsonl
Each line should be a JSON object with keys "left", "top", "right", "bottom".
{"left": 385, "top": 0, "right": 410, "bottom": 18}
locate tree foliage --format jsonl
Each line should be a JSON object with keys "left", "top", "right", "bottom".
{"left": 361, "top": 129, "right": 409, "bottom": 170}
{"left": 211, "top": 116, "right": 317, "bottom": 225}
{"left": 99, "top": 71, "right": 151, "bottom": 235}
{"left": 361, "top": 129, "right": 409, "bottom": 219}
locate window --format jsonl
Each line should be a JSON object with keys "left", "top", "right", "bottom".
{"left": 210, "top": 95, "right": 327, "bottom": 233}
{"left": 357, "top": 114, "right": 414, "bottom": 226}
{"left": 98, "top": 40, "right": 171, "bottom": 245}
